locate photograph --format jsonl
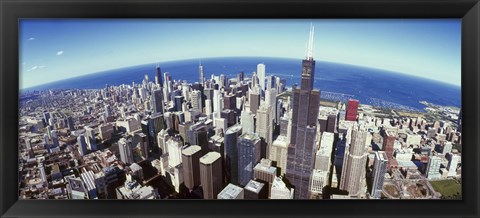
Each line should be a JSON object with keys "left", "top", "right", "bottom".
{"left": 18, "top": 19, "right": 462, "bottom": 200}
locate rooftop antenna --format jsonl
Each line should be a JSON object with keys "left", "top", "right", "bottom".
{"left": 306, "top": 22, "right": 315, "bottom": 60}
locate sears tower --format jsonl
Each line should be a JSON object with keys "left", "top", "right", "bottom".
{"left": 286, "top": 24, "right": 321, "bottom": 199}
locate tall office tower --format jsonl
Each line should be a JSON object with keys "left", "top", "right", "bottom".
{"left": 270, "top": 176, "right": 295, "bottom": 199}
{"left": 237, "top": 133, "right": 261, "bottom": 186}
{"left": 85, "top": 126, "right": 97, "bottom": 151}
{"left": 256, "top": 102, "right": 273, "bottom": 158}
{"left": 213, "top": 90, "right": 223, "bottom": 117}
{"left": 248, "top": 91, "right": 260, "bottom": 114}
{"left": 240, "top": 110, "right": 255, "bottom": 134}
{"left": 345, "top": 99, "right": 359, "bottom": 121}
{"left": 265, "top": 88, "right": 277, "bottom": 122}
{"left": 155, "top": 63, "right": 163, "bottom": 87}
{"left": 43, "top": 111, "right": 51, "bottom": 125}
{"left": 286, "top": 24, "right": 321, "bottom": 199}
{"left": 222, "top": 94, "right": 235, "bottom": 111}
{"left": 244, "top": 179, "right": 268, "bottom": 199}
{"left": 382, "top": 130, "right": 396, "bottom": 169}
{"left": 371, "top": 151, "right": 388, "bottom": 199}
{"left": 166, "top": 136, "right": 183, "bottom": 167}
{"left": 148, "top": 113, "right": 165, "bottom": 153}
{"left": 200, "top": 151, "right": 223, "bottom": 199}
{"left": 133, "top": 132, "right": 149, "bottom": 159}
{"left": 182, "top": 145, "right": 202, "bottom": 191}
{"left": 51, "top": 130, "right": 59, "bottom": 148}
{"left": 257, "top": 63, "right": 266, "bottom": 91}
{"left": 77, "top": 135, "right": 88, "bottom": 156}
{"left": 152, "top": 89, "right": 163, "bottom": 114}
{"left": 266, "top": 75, "right": 274, "bottom": 90}
{"left": 426, "top": 156, "right": 442, "bottom": 179}
{"left": 224, "top": 124, "right": 242, "bottom": 184}
{"left": 199, "top": 62, "right": 205, "bottom": 84}
{"left": 104, "top": 105, "right": 111, "bottom": 118}
{"left": 157, "top": 129, "right": 169, "bottom": 154}
{"left": 271, "top": 135, "right": 289, "bottom": 176}
{"left": 118, "top": 138, "right": 133, "bottom": 165}
{"left": 447, "top": 153, "right": 460, "bottom": 177}
{"left": 333, "top": 135, "right": 347, "bottom": 181}
{"left": 253, "top": 158, "right": 277, "bottom": 193}
{"left": 67, "top": 116, "right": 75, "bottom": 131}
{"left": 309, "top": 169, "right": 330, "bottom": 198}
{"left": 314, "top": 132, "right": 334, "bottom": 171}
{"left": 191, "top": 90, "right": 202, "bottom": 112}
{"left": 339, "top": 128, "right": 368, "bottom": 196}
{"left": 217, "top": 183, "right": 244, "bottom": 199}
{"left": 205, "top": 99, "right": 213, "bottom": 116}
{"left": 326, "top": 114, "right": 337, "bottom": 133}
{"left": 174, "top": 96, "right": 184, "bottom": 112}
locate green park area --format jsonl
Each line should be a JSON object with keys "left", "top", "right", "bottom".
{"left": 429, "top": 179, "right": 462, "bottom": 200}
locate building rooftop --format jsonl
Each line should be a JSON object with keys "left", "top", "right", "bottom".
{"left": 239, "top": 133, "right": 260, "bottom": 142}
{"left": 182, "top": 145, "right": 202, "bottom": 156}
{"left": 200, "top": 152, "right": 221, "bottom": 165}
{"left": 226, "top": 124, "right": 242, "bottom": 134}
{"left": 217, "top": 183, "right": 244, "bottom": 199}
{"left": 244, "top": 180, "right": 264, "bottom": 194}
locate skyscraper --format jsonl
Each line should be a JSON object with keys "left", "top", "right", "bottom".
{"left": 237, "top": 133, "right": 261, "bottom": 186}
{"left": 199, "top": 61, "right": 204, "bottom": 84}
{"left": 77, "top": 134, "right": 88, "bottom": 156}
{"left": 256, "top": 102, "right": 273, "bottom": 158}
{"left": 155, "top": 63, "right": 163, "bottom": 87}
{"left": 371, "top": 151, "right": 388, "bottom": 199}
{"left": 166, "top": 137, "right": 183, "bottom": 167}
{"left": 191, "top": 90, "right": 202, "bottom": 112}
{"left": 182, "top": 145, "right": 202, "bottom": 191}
{"left": 286, "top": 24, "right": 321, "bottom": 199}
{"left": 224, "top": 124, "right": 242, "bottom": 184}
{"left": 152, "top": 89, "right": 163, "bottom": 114}
{"left": 382, "top": 130, "right": 396, "bottom": 169}
{"left": 200, "top": 151, "right": 223, "bottom": 199}
{"left": 426, "top": 156, "right": 442, "bottom": 179}
{"left": 339, "top": 128, "right": 368, "bottom": 196}
{"left": 345, "top": 99, "right": 359, "bottom": 121}
{"left": 257, "top": 63, "right": 266, "bottom": 91}
{"left": 118, "top": 138, "right": 133, "bottom": 165}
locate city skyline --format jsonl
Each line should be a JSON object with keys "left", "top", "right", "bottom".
{"left": 20, "top": 19, "right": 461, "bottom": 89}
{"left": 18, "top": 20, "right": 462, "bottom": 200}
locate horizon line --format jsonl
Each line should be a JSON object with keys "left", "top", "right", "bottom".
{"left": 21, "top": 56, "right": 461, "bottom": 90}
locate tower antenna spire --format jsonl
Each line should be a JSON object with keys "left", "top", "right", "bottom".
{"left": 306, "top": 22, "right": 315, "bottom": 60}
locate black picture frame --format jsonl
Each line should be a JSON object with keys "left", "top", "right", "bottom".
{"left": 1, "top": 0, "right": 479, "bottom": 218}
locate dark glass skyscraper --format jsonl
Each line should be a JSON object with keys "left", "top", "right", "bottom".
{"left": 155, "top": 63, "right": 163, "bottom": 87}
{"left": 152, "top": 89, "right": 163, "bottom": 114}
{"left": 286, "top": 24, "right": 321, "bottom": 199}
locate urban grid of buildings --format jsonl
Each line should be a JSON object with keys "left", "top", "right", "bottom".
{"left": 18, "top": 25, "right": 462, "bottom": 200}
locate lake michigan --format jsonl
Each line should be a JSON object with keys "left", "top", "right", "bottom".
{"left": 23, "top": 57, "right": 461, "bottom": 111}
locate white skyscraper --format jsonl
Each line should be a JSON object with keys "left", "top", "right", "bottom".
{"left": 240, "top": 110, "right": 255, "bottom": 134}
{"left": 166, "top": 137, "right": 183, "bottom": 167}
{"left": 118, "top": 138, "right": 133, "bottom": 165}
{"left": 257, "top": 63, "right": 266, "bottom": 91}
{"left": 205, "top": 99, "right": 212, "bottom": 116}
{"left": 270, "top": 176, "right": 294, "bottom": 199}
{"left": 314, "top": 132, "right": 334, "bottom": 171}
{"left": 191, "top": 90, "right": 202, "bottom": 112}
{"left": 426, "top": 156, "right": 442, "bottom": 179}
{"left": 256, "top": 102, "right": 273, "bottom": 157}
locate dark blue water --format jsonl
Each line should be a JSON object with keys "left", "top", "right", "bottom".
{"left": 23, "top": 57, "right": 461, "bottom": 111}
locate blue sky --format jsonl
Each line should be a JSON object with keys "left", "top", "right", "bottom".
{"left": 19, "top": 19, "right": 461, "bottom": 88}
